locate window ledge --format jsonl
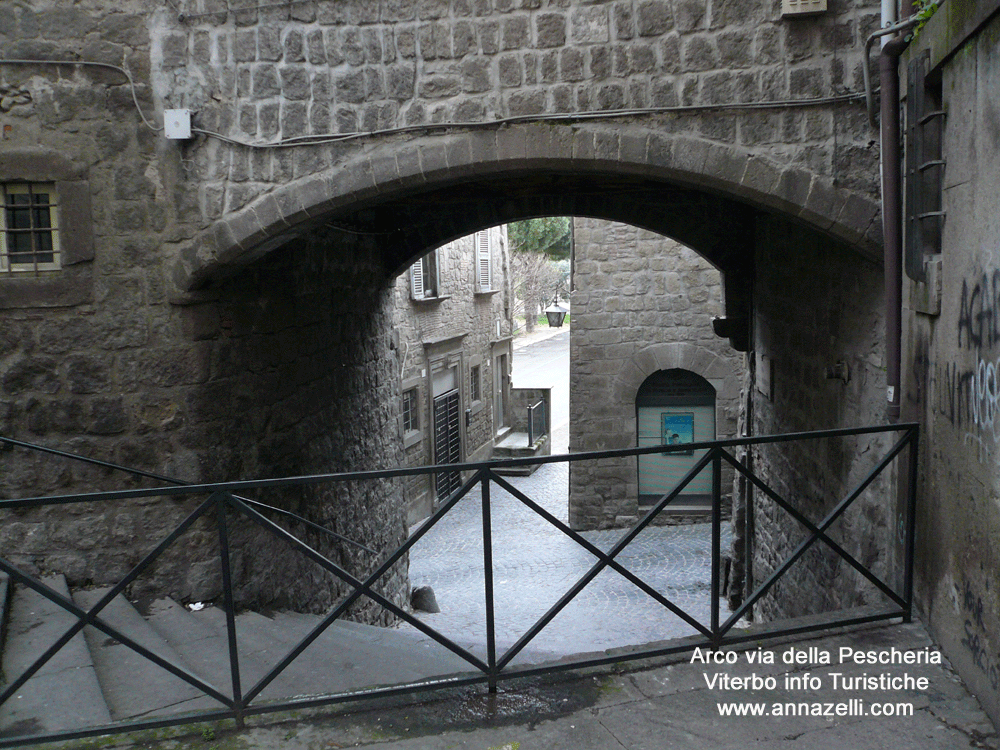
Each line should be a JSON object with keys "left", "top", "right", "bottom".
{"left": 411, "top": 294, "right": 451, "bottom": 304}
{"left": 403, "top": 430, "right": 423, "bottom": 449}
{"left": 0, "top": 265, "right": 92, "bottom": 309}
{"left": 474, "top": 289, "right": 499, "bottom": 297}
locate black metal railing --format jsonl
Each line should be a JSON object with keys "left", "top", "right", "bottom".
{"left": 0, "top": 423, "right": 918, "bottom": 747}
{"left": 526, "top": 399, "right": 546, "bottom": 446}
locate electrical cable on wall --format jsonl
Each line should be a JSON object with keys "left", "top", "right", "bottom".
{"left": 0, "top": 59, "right": 164, "bottom": 133}
{"left": 0, "top": 57, "right": 866, "bottom": 151}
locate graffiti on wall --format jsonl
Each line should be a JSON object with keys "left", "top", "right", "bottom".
{"left": 959, "top": 576, "right": 1000, "bottom": 692}
{"left": 910, "top": 269, "right": 1000, "bottom": 461}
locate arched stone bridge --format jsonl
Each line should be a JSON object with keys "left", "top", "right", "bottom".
{"left": 0, "top": 0, "right": 888, "bottom": 614}
{"left": 154, "top": 0, "right": 883, "bottom": 295}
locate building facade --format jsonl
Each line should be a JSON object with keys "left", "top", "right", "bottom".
{"left": 394, "top": 225, "right": 513, "bottom": 523}
{"left": 4, "top": 0, "right": 999, "bottom": 731}
{"left": 568, "top": 218, "right": 744, "bottom": 530}
{"left": 900, "top": 1, "right": 1000, "bottom": 728}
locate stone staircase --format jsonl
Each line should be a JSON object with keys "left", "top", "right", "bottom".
{"left": 0, "top": 573, "right": 487, "bottom": 741}
{"left": 491, "top": 431, "right": 550, "bottom": 476}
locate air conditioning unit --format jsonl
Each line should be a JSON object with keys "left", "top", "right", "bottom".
{"left": 782, "top": 0, "right": 827, "bottom": 16}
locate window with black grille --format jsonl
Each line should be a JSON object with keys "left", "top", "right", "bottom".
{"left": 1, "top": 183, "right": 60, "bottom": 274}
{"left": 905, "top": 50, "right": 945, "bottom": 283}
{"left": 402, "top": 387, "right": 419, "bottom": 433}
{"left": 470, "top": 364, "right": 481, "bottom": 403}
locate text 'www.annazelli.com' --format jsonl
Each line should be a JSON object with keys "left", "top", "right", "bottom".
{"left": 717, "top": 700, "right": 915, "bottom": 717}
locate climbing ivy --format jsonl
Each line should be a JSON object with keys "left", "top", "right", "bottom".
{"left": 911, "top": 0, "right": 939, "bottom": 37}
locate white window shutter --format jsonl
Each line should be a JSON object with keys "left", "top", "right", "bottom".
{"left": 476, "top": 230, "right": 491, "bottom": 291}
{"left": 411, "top": 260, "right": 424, "bottom": 298}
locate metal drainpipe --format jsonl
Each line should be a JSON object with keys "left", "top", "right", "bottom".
{"left": 881, "top": 34, "right": 908, "bottom": 422}
{"left": 867, "top": 8, "right": 916, "bottom": 422}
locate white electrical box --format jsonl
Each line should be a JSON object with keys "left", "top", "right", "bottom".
{"left": 782, "top": 0, "right": 827, "bottom": 16}
{"left": 164, "top": 109, "right": 192, "bottom": 139}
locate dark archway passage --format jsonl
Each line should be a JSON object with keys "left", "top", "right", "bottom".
{"left": 158, "top": 144, "right": 888, "bottom": 619}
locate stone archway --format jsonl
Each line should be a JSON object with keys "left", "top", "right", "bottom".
{"left": 172, "top": 123, "right": 882, "bottom": 295}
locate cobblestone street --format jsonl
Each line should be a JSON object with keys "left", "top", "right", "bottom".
{"left": 400, "top": 330, "right": 733, "bottom": 660}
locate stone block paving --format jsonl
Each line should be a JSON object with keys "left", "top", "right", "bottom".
{"left": 398, "top": 438, "right": 732, "bottom": 659}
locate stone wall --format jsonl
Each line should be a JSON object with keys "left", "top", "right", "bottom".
{"left": 568, "top": 218, "right": 744, "bottom": 530}
{"left": 0, "top": 217, "right": 410, "bottom": 619}
{"left": 394, "top": 225, "right": 513, "bottom": 523}
{"left": 900, "top": 3, "right": 1000, "bottom": 728}
{"left": 141, "top": 0, "right": 884, "bottom": 234}
{"left": 0, "top": 0, "right": 892, "bottom": 634}
{"left": 510, "top": 386, "right": 551, "bottom": 442}
{"left": 749, "top": 216, "right": 891, "bottom": 622}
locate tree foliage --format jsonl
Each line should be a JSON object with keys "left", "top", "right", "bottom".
{"left": 507, "top": 216, "right": 572, "bottom": 260}
{"left": 507, "top": 217, "right": 571, "bottom": 332}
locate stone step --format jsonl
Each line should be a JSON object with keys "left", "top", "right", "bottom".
{"left": 0, "top": 575, "right": 112, "bottom": 737}
{"left": 492, "top": 434, "right": 547, "bottom": 475}
{"left": 273, "top": 611, "right": 480, "bottom": 671}
{"left": 190, "top": 606, "right": 475, "bottom": 702}
{"left": 144, "top": 600, "right": 308, "bottom": 704}
{"left": 142, "top": 597, "right": 266, "bottom": 702}
{"left": 276, "top": 609, "right": 564, "bottom": 669}
{"left": 72, "top": 588, "right": 224, "bottom": 722}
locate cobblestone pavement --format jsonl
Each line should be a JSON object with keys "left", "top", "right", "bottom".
{"left": 400, "top": 425, "right": 733, "bottom": 660}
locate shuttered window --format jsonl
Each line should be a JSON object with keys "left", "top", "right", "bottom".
{"left": 410, "top": 249, "right": 439, "bottom": 299}
{"left": 476, "top": 230, "right": 491, "bottom": 292}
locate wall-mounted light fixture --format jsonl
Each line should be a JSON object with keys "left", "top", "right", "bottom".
{"left": 782, "top": 0, "right": 827, "bottom": 17}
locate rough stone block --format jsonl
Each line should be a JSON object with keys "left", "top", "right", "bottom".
{"left": 450, "top": 20, "right": 474, "bottom": 56}
{"left": 280, "top": 101, "right": 308, "bottom": 136}
{"left": 252, "top": 64, "right": 280, "bottom": 98}
{"left": 282, "top": 28, "right": 304, "bottom": 62}
{"left": 258, "top": 101, "right": 280, "bottom": 137}
{"left": 279, "top": 65, "right": 310, "bottom": 100}
{"left": 501, "top": 15, "right": 529, "bottom": 49}
{"left": 499, "top": 54, "right": 522, "bottom": 87}
{"left": 790, "top": 66, "right": 824, "bottom": 98}
{"left": 637, "top": 0, "right": 673, "bottom": 36}
{"left": 302, "top": 29, "right": 326, "bottom": 64}
{"left": 415, "top": 142, "right": 449, "bottom": 182}
{"left": 774, "top": 167, "right": 813, "bottom": 214}
{"left": 535, "top": 13, "right": 566, "bottom": 48}
{"left": 506, "top": 89, "right": 545, "bottom": 116}
{"left": 612, "top": 2, "right": 634, "bottom": 39}
{"left": 831, "top": 192, "right": 878, "bottom": 248}
{"left": 740, "top": 154, "right": 781, "bottom": 204}
{"left": 419, "top": 74, "right": 461, "bottom": 98}
{"left": 571, "top": 6, "right": 609, "bottom": 44}
{"left": 363, "top": 27, "right": 384, "bottom": 62}
{"left": 335, "top": 70, "right": 365, "bottom": 103}
{"left": 477, "top": 19, "right": 499, "bottom": 54}
{"left": 159, "top": 32, "right": 189, "bottom": 69}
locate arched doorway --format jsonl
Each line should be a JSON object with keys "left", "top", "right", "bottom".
{"left": 636, "top": 369, "right": 716, "bottom": 512}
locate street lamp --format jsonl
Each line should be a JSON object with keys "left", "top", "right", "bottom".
{"left": 544, "top": 301, "right": 568, "bottom": 327}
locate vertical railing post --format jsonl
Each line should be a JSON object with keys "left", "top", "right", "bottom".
{"left": 903, "top": 425, "right": 920, "bottom": 622}
{"left": 527, "top": 405, "right": 534, "bottom": 446}
{"left": 481, "top": 469, "right": 498, "bottom": 693}
{"left": 216, "top": 492, "right": 245, "bottom": 726}
{"left": 711, "top": 448, "right": 722, "bottom": 648}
